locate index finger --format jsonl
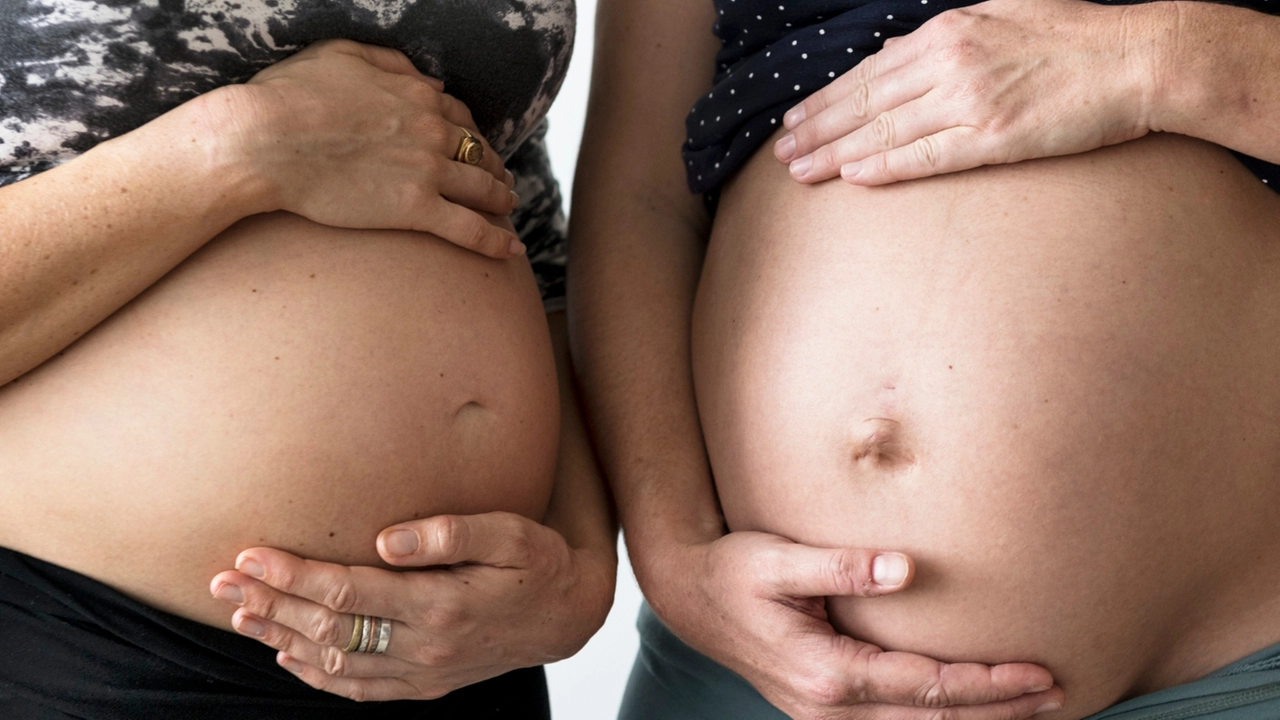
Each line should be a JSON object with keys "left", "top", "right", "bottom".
{"left": 849, "top": 642, "right": 1056, "bottom": 708}
{"left": 235, "top": 548, "right": 413, "bottom": 619}
{"left": 783, "top": 33, "right": 920, "bottom": 130}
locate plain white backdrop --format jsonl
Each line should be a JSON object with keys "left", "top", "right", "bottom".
{"left": 542, "top": 1, "right": 650, "bottom": 718}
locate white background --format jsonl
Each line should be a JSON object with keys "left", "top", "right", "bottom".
{"left": 542, "top": 1, "right": 650, "bottom": 717}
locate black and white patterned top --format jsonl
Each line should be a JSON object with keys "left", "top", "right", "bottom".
{"left": 0, "top": 0, "right": 573, "bottom": 306}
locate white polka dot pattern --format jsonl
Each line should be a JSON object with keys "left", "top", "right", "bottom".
{"left": 684, "top": 0, "right": 1280, "bottom": 195}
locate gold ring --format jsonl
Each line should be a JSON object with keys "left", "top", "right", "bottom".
{"left": 343, "top": 614, "right": 364, "bottom": 653}
{"left": 454, "top": 128, "right": 484, "bottom": 165}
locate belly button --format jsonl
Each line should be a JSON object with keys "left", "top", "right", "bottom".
{"left": 850, "top": 417, "right": 914, "bottom": 468}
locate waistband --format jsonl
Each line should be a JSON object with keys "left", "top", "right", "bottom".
{"left": 0, "top": 546, "right": 549, "bottom": 720}
{"left": 1083, "top": 642, "right": 1280, "bottom": 720}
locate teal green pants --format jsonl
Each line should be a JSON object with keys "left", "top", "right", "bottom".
{"left": 619, "top": 603, "right": 1280, "bottom": 720}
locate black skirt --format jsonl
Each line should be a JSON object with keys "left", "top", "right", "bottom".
{"left": 0, "top": 547, "right": 549, "bottom": 719}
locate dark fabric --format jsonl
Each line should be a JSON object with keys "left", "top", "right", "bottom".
{"left": 621, "top": 601, "right": 1280, "bottom": 720}
{"left": 0, "top": 0, "right": 573, "bottom": 305}
{"left": 0, "top": 547, "right": 550, "bottom": 720}
{"left": 685, "top": 0, "right": 1280, "bottom": 195}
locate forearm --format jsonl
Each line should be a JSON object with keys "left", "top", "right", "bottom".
{"left": 567, "top": 194, "right": 722, "bottom": 568}
{"left": 1141, "top": 1, "right": 1280, "bottom": 164}
{"left": 542, "top": 310, "right": 617, "bottom": 560}
{"left": 0, "top": 88, "right": 268, "bottom": 386}
{"left": 566, "top": 0, "right": 722, "bottom": 596}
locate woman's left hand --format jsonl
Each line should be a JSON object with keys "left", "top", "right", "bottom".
{"left": 775, "top": 0, "right": 1161, "bottom": 185}
{"left": 209, "top": 511, "right": 615, "bottom": 701}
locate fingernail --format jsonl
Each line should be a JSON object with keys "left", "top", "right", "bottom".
{"left": 872, "top": 553, "right": 909, "bottom": 586}
{"left": 841, "top": 161, "right": 863, "bottom": 180}
{"left": 1028, "top": 686, "right": 1051, "bottom": 693}
{"left": 235, "top": 616, "right": 266, "bottom": 638}
{"left": 510, "top": 190, "right": 521, "bottom": 208}
{"left": 784, "top": 105, "right": 807, "bottom": 128}
{"left": 279, "top": 655, "right": 304, "bottom": 674}
{"left": 789, "top": 155, "right": 813, "bottom": 178}
{"left": 775, "top": 133, "right": 797, "bottom": 160}
{"left": 509, "top": 238, "right": 526, "bottom": 256}
{"left": 383, "top": 529, "right": 420, "bottom": 557}
{"left": 504, "top": 169, "right": 515, "bottom": 187}
{"left": 1035, "top": 701, "right": 1062, "bottom": 715}
{"left": 238, "top": 559, "right": 265, "bottom": 579}
{"left": 213, "top": 583, "right": 245, "bottom": 605}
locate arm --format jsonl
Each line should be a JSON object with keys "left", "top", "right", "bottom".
{"left": 0, "top": 40, "right": 519, "bottom": 388}
{"left": 0, "top": 93, "right": 263, "bottom": 387}
{"left": 568, "top": 1, "right": 1060, "bottom": 718}
{"left": 1145, "top": 1, "right": 1280, "bottom": 164}
{"left": 208, "top": 311, "right": 618, "bottom": 701}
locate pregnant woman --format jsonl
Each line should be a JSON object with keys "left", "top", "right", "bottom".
{"left": 0, "top": 1, "right": 614, "bottom": 718}
{"left": 572, "top": 0, "right": 1280, "bottom": 718}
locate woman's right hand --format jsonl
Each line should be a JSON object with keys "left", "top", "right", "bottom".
{"left": 649, "top": 532, "right": 1064, "bottom": 720}
{"left": 205, "top": 39, "right": 524, "bottom": 258}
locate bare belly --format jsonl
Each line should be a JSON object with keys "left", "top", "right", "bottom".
{"left": 0, "top": 211, "right": 560, "bottom": 629}
{"left": 693, "top": 132, "right": 1280, "bottom": 718}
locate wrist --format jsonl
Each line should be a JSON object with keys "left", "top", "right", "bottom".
{"left": 180, "top": 84, "right": 285, "bottom": 219}
{"left": 1136, "top": 2, "right": 1210, "bottom": 136}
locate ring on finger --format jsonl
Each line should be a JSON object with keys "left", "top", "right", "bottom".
{"left": 454, "top": 128, "right": 484, "bottom": 165}
{"left": 343, "top": 614, "right": 392, "bottom": 655}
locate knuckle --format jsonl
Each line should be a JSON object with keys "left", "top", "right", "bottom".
{"left": 870, "top": 113, "right": 897, "bottom": 149}
{"left": 270, "top": 563, "right": 300, "bottom": 593}
{"left": 913, "top": 135, "right": 943, "bottom": 170}
{"left": 417, "top": 114, "right": 450, "bottom": 145}
{"left": 506, "top": 526, "right": 537, "bottom": 566}
{"left": 418, "top": 640, "right": 461, "bottom": 666}
{"left": 424, "top": 600, "right": 466, "bottom": 632}
{"left": 428, "top": 515, "right": 469, "bottom": 558}
{"left": 309, "top": 612, "right": 344, "bottom": 647}
{"left": 917, "top": 672, "right": 953, "bottom": 708}
{"left": 938, "top": 37, "right": 980, "bottom": 65}
{"left": 847, "top": 81, "right": 873, "bottom": 120}
{"left": 322, "top": 578, "right": 360, "bottom": 614}
{"left": 321, "top": 646, "right": 349, "bottom": 677}
{"left": 253, "top": 590, "right": 284, "bottom": 620}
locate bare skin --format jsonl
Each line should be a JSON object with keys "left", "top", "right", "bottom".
{"left": 571, "top": 0, "right": 1280, "bottom": 718}
{"left": 697, "top": 129, "right": 1280, "bottom": 719}
{"left": 0, "top": 38, "right": 615, "bottom": 700}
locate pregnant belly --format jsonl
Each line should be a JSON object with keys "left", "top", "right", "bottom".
{"left": 693, "top": 132, "right": 1280, "bottom": 717}
{"left": 0, "top": 211, "right": 560, "bottom": 629}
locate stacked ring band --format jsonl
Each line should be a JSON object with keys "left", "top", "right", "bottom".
{"left": 343, "top": 614, "right": 391, "bottom": 655}
{"left": 454, "top": 128, "right": 484, "bottom": 165}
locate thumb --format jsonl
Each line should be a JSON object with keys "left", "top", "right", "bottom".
{"left": 377, "top": 512, "right": 553, "bottom": 568}
{"left": 768, "top": 544, "right": 914, "bottom": 599}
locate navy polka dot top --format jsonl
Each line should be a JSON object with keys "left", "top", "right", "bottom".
{"left": 684, "top": 0, "right": 1280, "bottom": 195}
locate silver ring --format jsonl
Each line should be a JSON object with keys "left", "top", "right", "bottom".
{"left": 356, "top": 614, "right": 375, "bottom": 653}
{"left": 370, "top": 617, "right": 392, "bottom": 655}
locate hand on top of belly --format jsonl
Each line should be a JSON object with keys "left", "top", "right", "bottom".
{"left": 773, "top": 0, "right": 1155, "bottom": 186}
{"left": 208, "top": 512, "right": 614, "bottom": 701}
{"left": 651, "top": 532, "right": 1063, "bottom": 720}
{"left": 201, "top": 39, "right": 525, "bottom": 257}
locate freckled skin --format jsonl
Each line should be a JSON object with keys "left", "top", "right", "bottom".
{"left": 0, "top": 212, "right": 560, "bottom": 630}
{"left": 693, "top": 131, "right": 1280, "bottom": 719}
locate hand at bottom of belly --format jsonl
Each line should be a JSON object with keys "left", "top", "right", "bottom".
{"left": 644, "top": 531, "right": 1065, "bottom": 719}
{"left": 207, "top": 512, "right": 615, "bottom": 701}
